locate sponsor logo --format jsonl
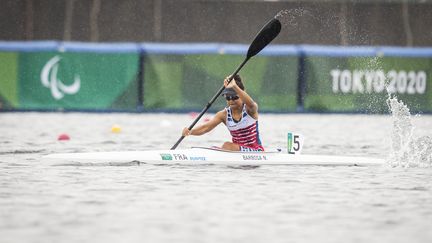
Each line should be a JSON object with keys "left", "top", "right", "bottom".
{"left": 242, "top": 155, "right": 267, "bottom": 160}
{"left": 41, "top": 56, "right": 81, "bottom": 100}
{"left": 189, "top": 156, "right": 206, "bottom": 161}
{"left": 160, "top": 153, "right": 193, "bottom": 161}
{"left": 160, "top": 154, "right": 173, "bottom": 160}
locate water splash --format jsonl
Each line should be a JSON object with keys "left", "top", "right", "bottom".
{"left": 275, "top": 8, "right": 315, "bottom": 27}
{"left": 386, "top": 95, "right": 432, "bottom": 168}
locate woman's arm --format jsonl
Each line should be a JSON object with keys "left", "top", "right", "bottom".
{"left": 182, "top": 110, "right": 226, "bottom": 136}
{"left": 225, "top": 78, "right": 259, "bottom": 118}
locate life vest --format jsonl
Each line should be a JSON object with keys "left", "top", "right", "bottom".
{"left": 225, "top": 104, "right": 264, "bottom": 151}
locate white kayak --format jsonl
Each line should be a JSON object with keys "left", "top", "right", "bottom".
{"left": 44, "top": 147, "right": 385, "bottom": 166}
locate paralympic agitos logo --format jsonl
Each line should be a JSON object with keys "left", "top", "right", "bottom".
{"left": 40, "top": 56, "right": 81, "bottom": 100}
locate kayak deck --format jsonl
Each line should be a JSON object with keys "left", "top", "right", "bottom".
{"left": 44, "top": 147, "right": 385, "bottom": 166}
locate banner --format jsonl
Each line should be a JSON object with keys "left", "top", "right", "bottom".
{"left": 304, "top": 56, "right": 431, "bottom": 113}
{"left": 2, "top": 42, "right": 431, "bottom": 113}
{"left": 0, "top": 52, "right": 19, "bottom": 109}
{"left": 18, "top": 52, "right": 139, "bottom": 110}
{"left": 143, "top": 54, "right": 299, "bottom": 112}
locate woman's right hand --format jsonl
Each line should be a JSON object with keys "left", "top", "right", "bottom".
{"left": 182, "top": 127, "right": 191, "bottom": 136}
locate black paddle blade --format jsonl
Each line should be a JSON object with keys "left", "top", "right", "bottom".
{"left": 247, "top": 18, "right": 282, "bottom": 58}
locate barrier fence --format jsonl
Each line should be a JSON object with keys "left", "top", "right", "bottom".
{"left": 0, "top": 41, "right": 431, "bottom": 113}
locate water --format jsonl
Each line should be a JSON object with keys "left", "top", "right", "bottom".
{"left": 1, "top": 110, "right": 432, "bottom": 243}
{"left": 387, "top": 95, "right": 432, "bottom": 167}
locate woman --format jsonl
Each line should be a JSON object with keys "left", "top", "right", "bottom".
{"left": 182, "top": 74, "right": 264, "bottom": 151}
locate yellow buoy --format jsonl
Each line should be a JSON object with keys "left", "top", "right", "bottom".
{"left": 111, "top": 124, "right": 122, "bottom": 133}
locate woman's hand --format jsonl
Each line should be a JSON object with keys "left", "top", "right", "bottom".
{"left": 182, "top": 127, "right": 191, "bottom": 136}
{"left": 224, "top": 76, "right": 238, "bottom": 89}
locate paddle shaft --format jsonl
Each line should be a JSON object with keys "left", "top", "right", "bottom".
{"left": 170, "top": 56, "right": 250, "bottom": 150}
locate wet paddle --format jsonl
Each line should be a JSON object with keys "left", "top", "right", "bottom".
{"left": 171, "top": 17, "right": 282, "bottom": 150}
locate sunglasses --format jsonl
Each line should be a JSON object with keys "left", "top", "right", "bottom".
{"left": 225, "top": 95, "right": 239, "bottom": 101}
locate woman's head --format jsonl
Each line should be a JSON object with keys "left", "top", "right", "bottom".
{"left": 231, "top": 74, "right": 244, "bottom": 90}
{"left": 222, "top": 74, "right": 244, "bottom": 96}
{"left": 223, "top": 74, "right": 244, "bottom": 107}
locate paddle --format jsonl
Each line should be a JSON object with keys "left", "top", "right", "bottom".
{"left": 171, "top": 17, "right": 282, "bottom": 150}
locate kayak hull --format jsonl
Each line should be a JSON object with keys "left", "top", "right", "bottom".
{"left": 44, "top": 147, "right": 385, "bottom": 166}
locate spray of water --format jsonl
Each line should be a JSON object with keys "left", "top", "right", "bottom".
{"left": 275, "top": 8, "right": 316, "bottom": 27}
{"left": 386, "top": 94, "right": 432, "bottom": 168}
{"left": 361, "top": 44, "right": 431, "bottom": 167}
{"left": 275, "top": 8, "right": 431, "bottom": 167}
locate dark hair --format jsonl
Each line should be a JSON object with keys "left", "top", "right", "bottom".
{"left": 232, "top": 74, "right": 244, "bottom": 90}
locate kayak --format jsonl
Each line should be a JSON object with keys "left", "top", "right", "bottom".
{"left": 44, "top": 147, "right": 385, "bottom": 166}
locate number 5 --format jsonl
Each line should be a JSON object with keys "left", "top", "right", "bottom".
{"left": 288, "top": 132, "right": 304, "bottom": 155}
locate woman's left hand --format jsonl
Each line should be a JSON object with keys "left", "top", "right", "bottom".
{"left": 224, "top": 76, "right": 237, "bottom": 89}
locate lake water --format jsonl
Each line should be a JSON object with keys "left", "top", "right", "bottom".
{"left": 1, "top": 100, "right": 431, "bottom": 243}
